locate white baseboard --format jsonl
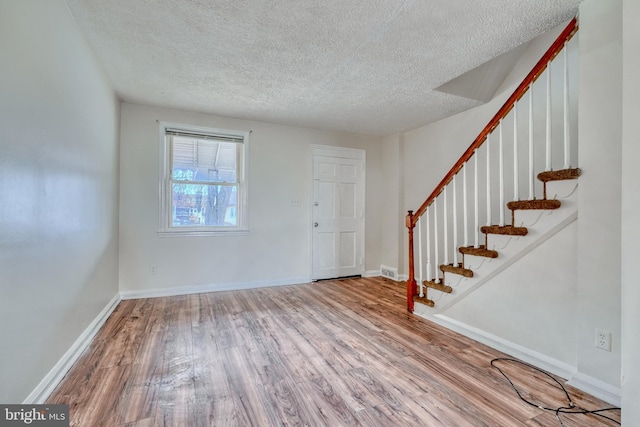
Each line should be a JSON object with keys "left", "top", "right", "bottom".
{"left": 429, "top": 314, "right": 622, "bottom": 406}
{"left": 567, "top": 372, "right": 622, "bottom": 406}
{"left": 363, "top": 269, "right": 380, "bottom": 278}
{"left": 120, "top": 276, "right": 311, "bottom": 300}
{"left": 431, "top": 314, "right": 577, "bottom": 380}
{"left": 24, "top": 293, "right": 121, "bottom": 404}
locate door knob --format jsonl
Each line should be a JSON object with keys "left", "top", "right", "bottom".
{"left": 314, "top": 222, "right": 319, "bottom": 227}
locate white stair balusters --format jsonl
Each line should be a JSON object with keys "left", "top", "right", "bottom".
{"left": 463, "top": 163, "right": 469, "bottom": 249}
{"left": 546, "top": 62, "right": 552, "bottom": 171}
{"left": 499, "top": 123, "right": 505, "bottom": 226}
{"left": 426, "top": 207, "right": 432, "bottom": 283}
{"left": 563, "top": 43, "right": 570, "bottom": 169}
{"left": 452, "top": 175, "right": 458, "bottom": 267}
{"left": 474, "top": 151, "right": 479, "bottom": 248}
{"left": 443, "top": 186, "right": 449, "bottom": 267}
{"left": 513, "top": 104, "right": 519, "bottom": 202}
{"left": 528, "top": 88, "right": 535, "bottom": 200}
{"left": 434, "top": 197, "right": 439, "bottom": 284}
{"left": 486, "top": 134, "right": 492, "bottom": 226}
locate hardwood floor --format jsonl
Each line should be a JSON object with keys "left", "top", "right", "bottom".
{"left": 47, "top": 277, "right": 620, "bottom": 426}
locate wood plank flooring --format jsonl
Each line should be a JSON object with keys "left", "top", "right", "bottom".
{"left": 47, "top": 277, "right": 621, "bottom": 426}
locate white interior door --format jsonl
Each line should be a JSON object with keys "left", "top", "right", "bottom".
{"left": 312, "top": 148, "right": 364, "bottom": 280}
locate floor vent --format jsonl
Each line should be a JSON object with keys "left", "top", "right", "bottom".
{"left": 380, "top": 265, "right": 398, "bottom": 281}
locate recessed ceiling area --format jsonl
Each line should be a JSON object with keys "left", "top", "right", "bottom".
{"left": 64, "top": 0, "right": 582, "bottom": 137}
{"left": 435, "top": 41, "right": 531, "bottom": 104}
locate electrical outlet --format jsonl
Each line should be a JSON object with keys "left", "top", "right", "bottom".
{"left": 595, "top": 329, "right": 611, "bottom": 351}
{"left": 151, "top": 265, "right": 157, "bottom": 275}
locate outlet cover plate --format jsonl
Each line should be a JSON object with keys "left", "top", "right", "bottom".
{"left": 595, "top": 328, "right": 611, "bottom": 351}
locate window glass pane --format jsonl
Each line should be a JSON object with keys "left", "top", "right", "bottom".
{"left": 172, "top": 183, "right": 237, "bottom": 227}
{"left": 171, "top": 136, "right": 237, "bottom": 183}
{"left": 160, "top": 123, "right": 247, "bottom": 235}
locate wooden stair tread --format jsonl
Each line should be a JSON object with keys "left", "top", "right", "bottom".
{"left": 422, "top": 280, "right": 452, "bottom": 293}
{"left": 480, "top": 225, "right": 528, "bottom": 236}
{"left": 459, "top": 245, "right": 498, "bottom": 258}
{"left": 506, "top": 199, "right": 561, "bottom": 210}
{"left": 537, "top": 168, "right": 582, "bottom": 182}
{"left": 440, "top": 264, "right": 473, "bottom": 278}
{"left": 412, "top": 295, "right": 434, "bottom": 307}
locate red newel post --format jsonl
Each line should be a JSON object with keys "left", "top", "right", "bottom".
{"left": 406, "top": 210, "right": 417, "bottom": 312}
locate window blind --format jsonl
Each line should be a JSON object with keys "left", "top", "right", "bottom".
{"left": 165, "top": 128, "right": 244, "bottom": 144}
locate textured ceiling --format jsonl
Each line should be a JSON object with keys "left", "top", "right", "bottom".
{"left": 64, "top": 0, "right": 581, "bottom": 137}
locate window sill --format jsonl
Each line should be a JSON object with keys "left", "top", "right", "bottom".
{"left": 157, "top": 229, "right": 248, "bottom": 238}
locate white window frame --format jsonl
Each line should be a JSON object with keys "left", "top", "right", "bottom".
{"left": 158, "top": 122, "right": 249, "bottom": 237}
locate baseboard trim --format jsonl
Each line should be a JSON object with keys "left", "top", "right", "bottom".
{"left": 431, "top": 314, "right": 577, "bottom": 380}
{"left": 363, "top": 270, "right": 380, "bottom": 278}
{"left": 120, "top": 276, "right": 312, "bottom": 300}
{"left": 24, "top": 293, "right": 121, "bottom": 404}
{"left": 430, "top": 314, "right": 622, "bottom": 406}
{"left": 567, "top": 372, "right": 622, "bottom": 406}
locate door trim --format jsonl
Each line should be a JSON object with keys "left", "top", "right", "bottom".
{"left": 310, "top": 145, "right": 366, "bottom": 280}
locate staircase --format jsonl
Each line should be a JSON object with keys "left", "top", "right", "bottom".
{"left": 406, "top": 18, "right": 579, "bottom": 313}
{"left": 412, "top": 171, "right": 580, "bottom": 313}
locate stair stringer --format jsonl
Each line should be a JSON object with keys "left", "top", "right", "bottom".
{"left": 414, "top": 179, "right": 578, "bottom": 315}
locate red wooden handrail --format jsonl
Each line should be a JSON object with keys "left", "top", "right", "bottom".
{"left": 406, "top": 17, "right": 578, "bottom": 313}
{"left": 410, "top": 17, "right": 578, "bottom": 227}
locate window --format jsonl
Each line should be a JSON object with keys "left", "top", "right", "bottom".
{"left": 159, "top": 122, "right": 249, "bottom": 236}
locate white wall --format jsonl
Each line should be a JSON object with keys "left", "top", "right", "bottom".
{"left": 621, "top": 0, "right": 640, "bottom": 422}
{"left": 576, "top": 0, "right": 622, "bottom": 390}
{"left": 380, "top": 134, "right": 403, "bottom": 274}
{"left": 0, "top": 0, "right": 120, "bottom": 402}
{"left": 445, "top": 222, "right": 578, "bottom": 365}
{"left": 118, "top": 103, "right": 382, "bottom": 295}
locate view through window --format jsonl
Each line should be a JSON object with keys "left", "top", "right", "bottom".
{"left": 160, "top": 124, "right": 248, "bottom": 235}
